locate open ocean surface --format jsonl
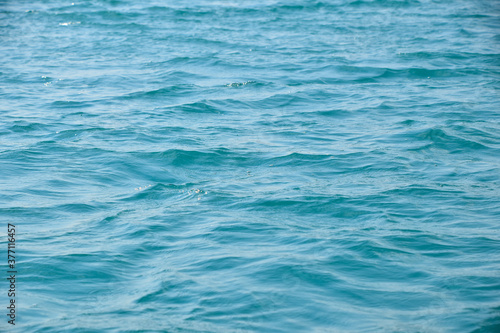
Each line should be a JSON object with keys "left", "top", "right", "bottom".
{"left": 1, "top": 0, "right": 500, "bottom": 332}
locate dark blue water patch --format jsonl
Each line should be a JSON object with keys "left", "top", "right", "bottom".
{"left": 117, "top": 84, "right": 200, "bottom": 100}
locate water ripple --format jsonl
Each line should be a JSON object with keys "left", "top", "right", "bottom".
{"left": 2, "top": 0, "right": 500, "bottom": 331}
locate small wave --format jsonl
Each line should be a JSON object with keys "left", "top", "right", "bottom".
{"left": 348, "top": 0, "right": 420, "bottom": 8}
{"left": 224, "top": 80, "right": 263, "bottom": 88}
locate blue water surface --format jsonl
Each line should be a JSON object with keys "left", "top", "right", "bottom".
{"left": 1, "top": 0, "right": 500, "bottom": 332}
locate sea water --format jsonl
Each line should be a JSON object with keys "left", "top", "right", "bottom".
{"left": 1, "top": 0, "right": 499, "bottom": 331}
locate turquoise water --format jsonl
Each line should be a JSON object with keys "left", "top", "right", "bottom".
{"left": 1, "top": 0, "right": 500, "bottom": 331}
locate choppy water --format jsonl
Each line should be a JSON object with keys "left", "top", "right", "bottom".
{"left": 1, "top": 0, "right": 500, "bottom": 332}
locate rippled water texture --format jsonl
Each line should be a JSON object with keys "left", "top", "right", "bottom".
{"left": 1, "top": 0, "right": 500, "bottom": 331}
